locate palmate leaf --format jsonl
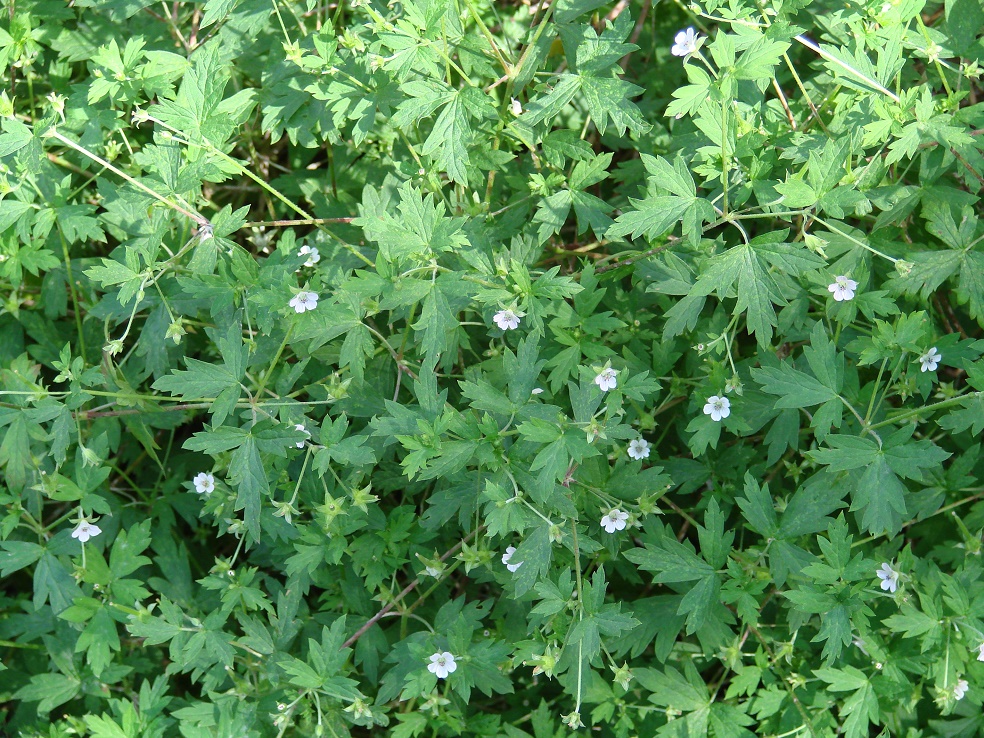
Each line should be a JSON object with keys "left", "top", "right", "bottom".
{"left": 814, "top": 666, "right": 878, "bottom": 738}
{"left": 421, "top": 92, "right": 470, "bottom": 184}
{"left": 624, "top": 526, "right": 721, "bottom": 633}
{"left": 808, "top": 427, "right": 949, "bottom": 536}
{"left": 306, "top": 59, "right": 402, "bottom": 146}
{"left": 607, "top": 155, "right": 714, "bottom": 247}
{"left": 153, "top": 44, "right": 256, "bottom": 151}
{"left": 357, "top": 181, "right": 469, "bottom": 264}
{"left": 534, "top": 153, "right": 614, "bottom": 242}
{"left": 13, "top": 673, "right": 81, "bottom": 715}
{"left": 524, "top": 72, "right": 647, "bottom": 137}
{"left": 152, "top": 323, "right": 246, "bottom": 425}
{"left": 688, "top": 240, "right": 784, "bottom": 345}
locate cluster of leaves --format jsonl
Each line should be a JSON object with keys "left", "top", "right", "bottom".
{"left": 3, "top": 0, "right": 984, "bottom": 736}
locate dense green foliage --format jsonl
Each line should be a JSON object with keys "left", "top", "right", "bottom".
{"left": 3, "top": 0, "right": 984, "bottom": 735}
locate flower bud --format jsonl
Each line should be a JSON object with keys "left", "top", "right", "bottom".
{"left": 80, "top": 445, "right": 101, "bottom": 467}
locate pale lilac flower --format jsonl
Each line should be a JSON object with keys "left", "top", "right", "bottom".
{"left": 294, "top": 423, "right": 310, "bottom": 448}
{"left": 594, "top": 368, "right": 618, "bottom": 392}
{"left": 298, "top": 245, "right": 320, "bottom": 267}
{"left": 193, "top": 472, "right": 215, "bottom": 494}
{"left": 876, "top": 562, "right": 899, "bottom": 593}
{"left": 601, "top": 508, "right": 629, "bottom": 533}
{"left": 289, "top": 291, "right": 319, "bottom": 313}
{"left": 510, "top": 98, "right": 523, "bottom": 116}
{"left": 427, "top": 652, "right": 457, "bottom": 679}
{"left": 71, "top": 520, "right": 102, "bottom": 543}
{"left": 919, "top": 347, "right": 941, "bottom": 373}
{"left": 954, "top": 678, "right": 969, "bottom": 700}
{"left": 502, "top": 546, "right": 523, "bottom": 573}
{"left": 828, "top": 275, "right": 858, "bottom": 302}
{"left": 627, "top": 438, "right": 650, "bottom": 460}
{"left": 977, "top": 643, "right": 984, "bottom": 662}
{"left": 703, "top": 395, "right": 730, "bottom": 422}
{"left": 671, "top": 27, "right": 701, "bottom": 58}
{"left": 493, "top": 309, "right": 521, "bottom": 331}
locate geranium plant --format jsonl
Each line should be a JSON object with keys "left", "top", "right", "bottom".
{"left": 2, "top": 0, "right": 984, "bottom": 736}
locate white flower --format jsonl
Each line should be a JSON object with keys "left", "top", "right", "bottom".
{"left": 298, "top": 245, "right": 320, "bottom": 267}
{"left": 671, "top": 27, "right": 701, "bottom": 57}
{"left": 71, "top": 520, "right": 102, "bottom": 543}
{"left": 427, "top": 652, "right": 457, "bottom": 679}
{"left": 828, "top": 275, "right": 858, "bottom": 302}
{"left": 193, "top": 472, "right": 215, "bottom": 494}
{"left": 627, "top": 438, "right": 650, "bottom": 460}
{"left": 531, "top": 387, "right": 544, "bottom": 395}
{"left": 594, "top": 367, "right": 618, "bottom": 392}
{"left": 294, "top": 423, "right": 310, "bottom": 448}
{"left": 954, "top": 678, "right": 969, "bottom": 700}
{"left": 703, "top": 395, "right": 731, "bottom": 422}
{"left": 977, "top": 643, "right": 984, "bottom": 662}
{"left": 502, "top": 546, "right": 523, "bottom": 573}
{"left": 289, "top": 291, "right": 319, "bottom": 313}
{"left": 876, "top": 562, "right": 899, "bottom": 593}
{"left": 493, "top": 309, "right": 521, "bottom": 331}
{"left": 601, "top": 508, "right": 629, "bottom": 533}
{"left": 510, "top": 98, "right": 523, "bottom": 116}
{"left": 919, "top": 347, "right": 941, "bottom": 373}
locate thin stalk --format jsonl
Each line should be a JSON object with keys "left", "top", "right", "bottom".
{"left": 794, "top": 35, "right": 900, "bottom": 103}
{"left": 58, "top": 229, "right": 87, "bottom": 358}
{"left": 46, "top": 129, "right": 208, "bottom": 226}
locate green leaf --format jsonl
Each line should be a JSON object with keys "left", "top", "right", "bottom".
{"left": 607, "top": 156, "right": 714, "bottom": 247}
{"left": 152, "top": 324, "right": 245, "bottom": 424}
{"left": 511, "top": 523, "right": 553, "bottom": 596}
{"left": 883, "top": 605, "right": 943, "bottom": 650}
{"left": 0, "top": 117, "right": 33, "bottom": 158}
{"left": 82, "top": 714, "right": 128, "bottom": 738}
{"left": 200, "top": 0, "right": 241, "bottom": 28}
{"left": 0, "top": 540, "right": 43, "bottom": 576}
{"left": 752, "top": 362, "right": 838, "bottom": 408}
{"left": 231, "top": 436, "right": 268, "bottom": 543}
{"left": 945, "top": 0, "right": 984, "bottom": 53}
{"left": 732, "top": 35, "right": 788, "bottom": 81}
{"left": 13, "top": 673, "right": 80, "bottom": 715}
{"left": 636, "top": 665, "right": 709, "bottom": 713}
{"left": 624, "top": 535, "right": 719, "bottom": 633}
{"left": 690, "top": 240, "right": 785, "bottom": 344}
{"left": 358, "top": 182, "right": 469, "bottom": 264}
{"left": 34, "top": 550, "right": 82, "bottom": 614}
{"left": 412, "top": 279, "right": 460, "bottom": 363}
{"left": 736, "top": 473, "right": 778, "bottom": 538}
{"left": 421, "top": 91, "right": 470, "bottom": 184}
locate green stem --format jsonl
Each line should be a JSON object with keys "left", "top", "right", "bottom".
{"left": 461, "top": 0, "right": 513, "bottom": 71}
{"left": 863, "top": 358, "right": 888, "bottom": 424}
{"left": 46, "top": 129, "right": 208, "bottom": 225}
{"left": 812, "top": 217, "right": 898, "bottom": 264}
{"left": 147, "top": 119, "right": 374, "bottom": 267}
{"left": 868, "top": 392, "right": 978, "bottom": 430}
{"left": 58, "top": 229, "right": 87, "bottom": 359}
{"left": 254, "top": 324, "right": 294, "bottom": 400}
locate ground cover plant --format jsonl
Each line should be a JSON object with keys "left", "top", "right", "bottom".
{"left": 2, "top": 0, "right": 984, "bottom": 735}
